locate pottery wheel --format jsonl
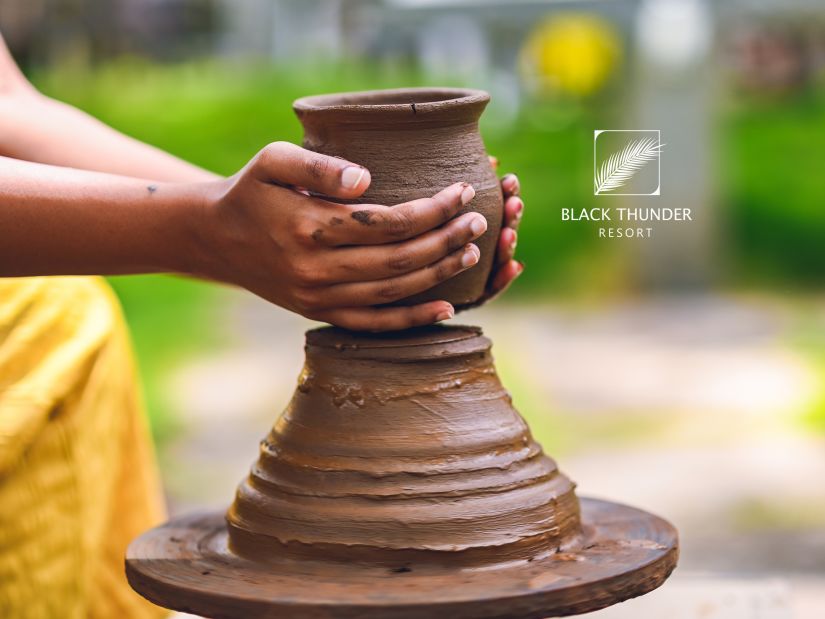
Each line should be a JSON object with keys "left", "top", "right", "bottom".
{"left": 126, "top": 498, "right": 676, "bottom": 619}
{"left": 127, "top": 326, "right": 677, "bottom": 618}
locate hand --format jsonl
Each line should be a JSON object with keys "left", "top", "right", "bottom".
{"left": 466, "top": 158, "right": 524, "bottom": 307}
{"left": 191, "top": 142, "right": 487, "bottom": 331}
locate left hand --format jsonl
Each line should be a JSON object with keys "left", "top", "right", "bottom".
{"left": 473, "top": 158, "right": 524, "bottom": 306}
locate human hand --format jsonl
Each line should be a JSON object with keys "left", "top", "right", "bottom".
{"left": 463, "top": 158, "right": 524, "bottom": 308}
{"left": 190, "top": 142, "right": 487, "bottom": 331}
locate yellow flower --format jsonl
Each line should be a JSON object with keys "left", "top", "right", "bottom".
{"left": 521, "top": 13, "right": 622, "bottom": 97}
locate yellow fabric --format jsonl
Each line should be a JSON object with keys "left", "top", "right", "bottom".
{"left": 0, "top": 276, "right": 167, "bottom": 619}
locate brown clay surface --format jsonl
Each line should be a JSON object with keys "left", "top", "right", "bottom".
{"left": 226, "top": 325, "right": 581, "bottom": 566}
{"left": 126, "top": 498, "right": 678, "bottom": 619}
{"left": 293, "top": 88, "right": 503, "bottom": 307}
{"left": 127, "top": 326, "right": 678, "bottom": 618}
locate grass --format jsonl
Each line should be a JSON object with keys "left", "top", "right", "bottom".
{"left": 720, "top": 91, "right": 825, "bottom": 286}
{"left": 106, "top": 274, "right": 225, "bottom": 441}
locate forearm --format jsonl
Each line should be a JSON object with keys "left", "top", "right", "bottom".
{"left": 0, "top": 156, "right": 208, "bottom": 277}
{"left": 0, "top": 90, "right": 219, "bottom": 183}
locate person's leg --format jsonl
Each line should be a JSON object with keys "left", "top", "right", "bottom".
{"left": 0, "top": 276, "right": 167, "bottom": 618}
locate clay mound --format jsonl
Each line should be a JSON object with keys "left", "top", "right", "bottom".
{"left": 226, "top": 325, "right": 582, "bottom": 566}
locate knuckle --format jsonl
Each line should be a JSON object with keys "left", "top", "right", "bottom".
{"left": 431, "top": 261, "right": 452, "bottom": 283}
{"left": 292, "top": 263, "right": 318, "bottom": 287}
{"left": 266, "top": 140, "right": 289, "bottom": 153}
{"left": 387, "top": 247, "right": 415, "bottom": 272}
{"left": 259, "top": 141, "right": 287, "bottom": 163}
{"left": 385, "top": 207, "right": 415, "bottom": 237}
{"left": 292, "top": 286, "right": 320, "bottom": 311}
{"left": 375, "top": 281, "right": 403, "bottom": 301}
{"left": 304, "top": 153, "right": 331, "bottom": 180}
{"left": 436, "top": 196, "right": 454, "bottom": 221}
{"left": 294, "top": 220, "right": 321, "bottom": 245}
{"left": 443, "top": 226, "right": 463, "bottom": 253}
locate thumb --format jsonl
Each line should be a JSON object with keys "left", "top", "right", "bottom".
{"left": 252, "top": 141, "right": 371, "bottom": 199}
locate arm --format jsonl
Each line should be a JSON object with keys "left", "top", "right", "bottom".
{"left": 0, "top": 156, "right": 202, "bottom": 276}
{"left": 0, "top": 143, "right": 488, "bottom": 331}
{"left": 0, "top": 34, "right": 523, "bottom": 326}
{"left": 0, "top": 35, "right": 216, "bottom": 183}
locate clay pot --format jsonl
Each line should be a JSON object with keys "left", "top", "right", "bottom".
{"left": 226, "top": 325, "right": 582, "bottom": 566}
{"left": 293, "top": 88, "right": 503, "bottom": 308}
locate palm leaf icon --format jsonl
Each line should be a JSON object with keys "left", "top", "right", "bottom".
{"left": 595, "top": 136, "right": 663, "bottom": 195}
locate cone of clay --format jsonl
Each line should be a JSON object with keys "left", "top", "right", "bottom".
{"left": 227, "top": 325, "right": 581, "bottom": 566}
{"left": 126, "top": 325, "right": 677, "bottom": 619}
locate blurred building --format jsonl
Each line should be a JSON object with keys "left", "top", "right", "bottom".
{"left": 0, "top": 0, "right": 217, "bottom": 68}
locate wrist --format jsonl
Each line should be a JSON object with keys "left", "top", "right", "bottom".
{"left": 163, "top": 178, "right": 228, "bottom": 280}
{"left": 147, "top": 180, "right": 211, "bottom": 277}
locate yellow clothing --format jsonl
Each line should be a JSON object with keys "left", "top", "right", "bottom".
{"left": 0, "top": 277, "right": 167, "bottom": 619}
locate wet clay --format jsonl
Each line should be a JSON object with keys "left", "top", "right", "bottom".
{"left": 226, "top": 326, "right": 581, "bottom": 566}
{"left": 127, "top": 327, "right": 678, "bottom": 619}
{"left": 293, "top": 88, "right": 503, "bottom": 307}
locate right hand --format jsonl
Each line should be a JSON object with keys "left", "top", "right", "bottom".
{"left": 188, "top": 142, "right": 487, "bottom": 332}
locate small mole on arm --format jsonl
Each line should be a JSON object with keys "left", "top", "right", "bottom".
{"left": 329, "top": 216, "right": 344, "bottom": 226}
{"left": 352, "top": 210, "right": 376, "bottom": 226}
{"left": 147, "top": 185, "right": 158, "bottom": 195}
{"left": 311, "top": 229, "right": 324, "bottom": 242}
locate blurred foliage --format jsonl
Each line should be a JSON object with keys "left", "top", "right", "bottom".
{"left": 721, "top": 91, "right": 825, "bottom": 286}
{"left": 107, "top": 274, "right": 224, "bottom": 441}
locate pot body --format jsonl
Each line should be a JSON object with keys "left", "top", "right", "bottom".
{"left": 293, "top": 88, "right": 503, "bottom": 308}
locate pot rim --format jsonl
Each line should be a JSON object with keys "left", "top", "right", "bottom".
{"left": 293, "top": 87, "right": 490, "bottom": 115}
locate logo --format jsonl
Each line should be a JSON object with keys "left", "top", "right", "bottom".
{"left": 594, "top": 130, "right": 663, "bottom": 196}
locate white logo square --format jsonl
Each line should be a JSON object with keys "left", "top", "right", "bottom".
{"left": 594, "top": 129, "right": 663, "bottom": 196}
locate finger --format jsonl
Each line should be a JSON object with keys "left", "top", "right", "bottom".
{"left": 314, "top": 301, "right": 454, "bottom": 332}
{"left": 501, "top": 173, "right": 519, "bottom": 198}
{"left": 334, "top": 181, "right": 476, "bottom": 245}
{"left": 496, "top": 228, "right": 517, "bottom": 268}
{"left": 318, "top": 212, "right": 487, "bottom": 283}
{"left": 488, "top": 260, "right": 524, "bottom": 299}
{"left": 253, "top": 141, "right": 371, "bottom": 200}
{"left": 504, "top": 196, "right": 524, "bottom": 230}
{"left": 489, "top": 155, "right": 499, "bottom": 170}
{"left": 318, "top": 244, "right": 480, "bottom": 308}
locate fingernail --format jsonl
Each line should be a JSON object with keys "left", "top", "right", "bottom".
{"left": 514, "top": 198, "right": 524, "bottom": 220}
{"left": 469, "top": 215, "right": 487, "bottom": 236}
{"left": 341, "top": 166, "right": 366, "bottom": 189}
{"left": 435, "top": 306, "right": 454, "bottom": 322}
{"left": 461, "top": 245, "right": 480, "bottom": 268}
{"left": 460, "top": 183, "right": 476, "bottom": 205}
{"left": 503, "top": 174, "right": 518, "bottom": 191}
{"left": 489, "top": 156, "right": 499, "bottom": 168}
{"left": 516, "top": 261, "right": 525, "bottom": 275}
{"left": 509, "top": 230, "right": 518, "bottom": 251}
